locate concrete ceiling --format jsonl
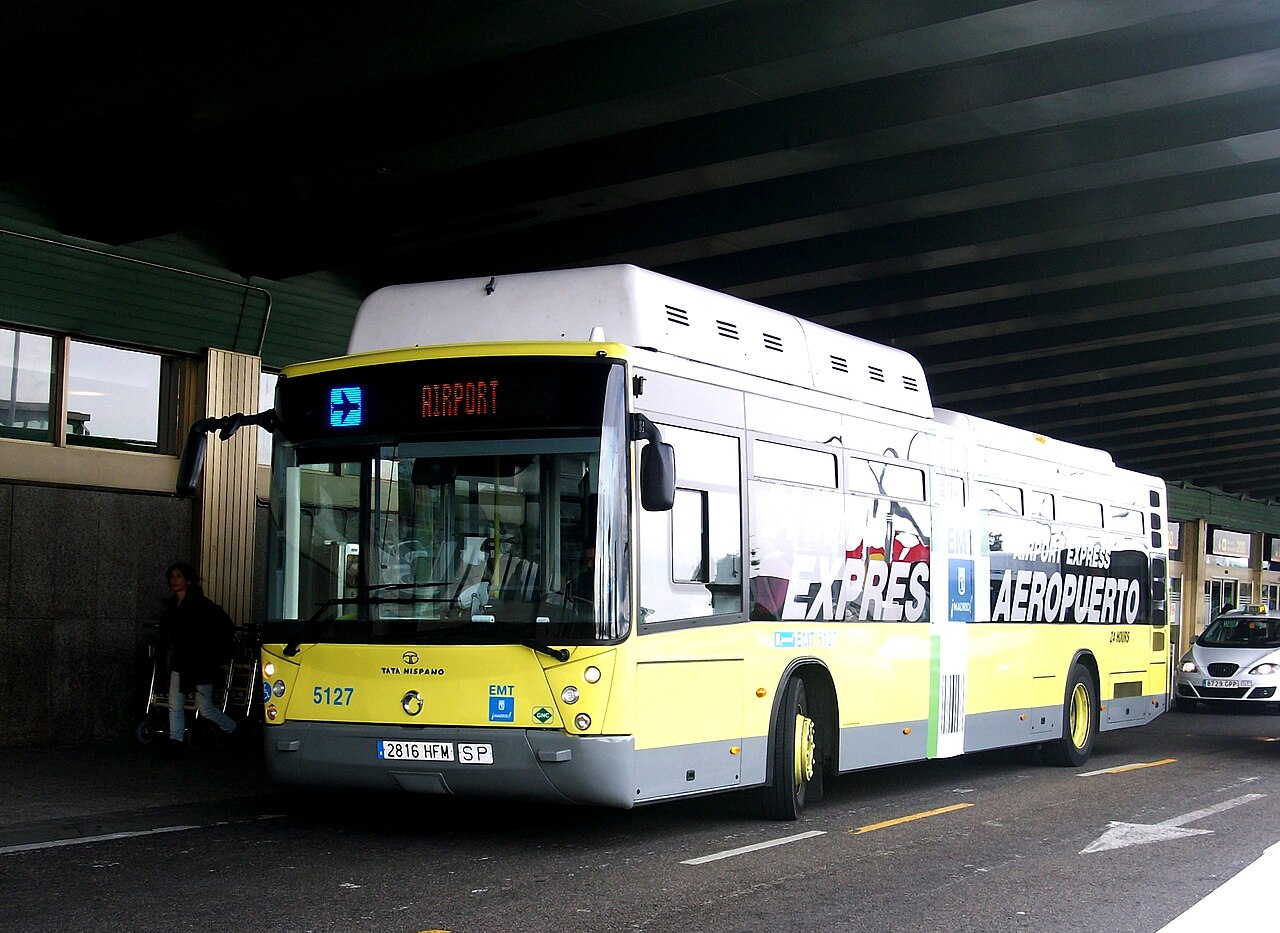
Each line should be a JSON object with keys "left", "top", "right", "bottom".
{"left": 5, "top": 1, "right": 1280, "bottom": 500}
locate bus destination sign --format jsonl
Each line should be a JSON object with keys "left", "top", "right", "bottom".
{"left": 278, "top": 356, "right": 614, "bottom": 442}
{"left": 421, "top": 379, "right": 498, "bottom": 419}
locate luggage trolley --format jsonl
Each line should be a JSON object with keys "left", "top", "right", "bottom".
{"left": 135, "top": 621, "right": 261, "bottom": 746}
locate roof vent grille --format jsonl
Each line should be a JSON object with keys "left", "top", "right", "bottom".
{"left": 763, "top": 333, "right": 783, "bottom": 353}
{"left": 903, "top": 375, "right": 920, "bottom": 393}
{"left": 716, "top": 320, "right": 740, "bottom": 341}
{"left": 868, "top": 365, "right": 886, "bottom": 383}
{"left": 666, "top": 305, "right": 690, "bottom": 327}
{"left": 830, "top": 355, "right": 849, "bottom": 374}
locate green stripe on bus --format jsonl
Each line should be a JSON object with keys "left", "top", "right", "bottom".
{"left": 927, "top": 634, "right": 941, "bottom": 758}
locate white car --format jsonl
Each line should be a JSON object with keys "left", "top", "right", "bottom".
{"left": 1175, "top": 608, "right": 1280, "bottom": 713}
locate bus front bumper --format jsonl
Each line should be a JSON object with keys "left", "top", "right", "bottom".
{"left": 263, "top": 721, "right": 637, "bottom": 808}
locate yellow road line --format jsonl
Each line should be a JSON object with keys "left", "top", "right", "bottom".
{"left": 849, "top": 802, "right": 973, "bottom": 835}
{"left": 1079, "top": 758, "right": 1176, "bottom": 776}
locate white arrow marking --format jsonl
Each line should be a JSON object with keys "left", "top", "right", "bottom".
{"left": 1081, "top": 793, "right": 1265, "bottom": 854}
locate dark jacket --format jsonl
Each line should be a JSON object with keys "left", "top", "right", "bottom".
{"left": 161, "top": 589, "right": 235, "bottom": 692}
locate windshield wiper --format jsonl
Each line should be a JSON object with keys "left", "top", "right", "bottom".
{"left": 282, "top": 592, "right": 451, "bottom": 656}
{"left": 468, "top": 619, "right": 570, "bottom": 662}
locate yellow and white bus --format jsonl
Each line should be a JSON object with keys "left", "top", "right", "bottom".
{"left": 208, "top": 265, "right": 1168, "bottom": 819}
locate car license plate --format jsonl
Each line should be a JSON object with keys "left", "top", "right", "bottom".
{"left": 1203, "top": 678, "right": 1249, "bottom": 689}
{"left": 378, "top": 740, "right": 454, "bottom": 761}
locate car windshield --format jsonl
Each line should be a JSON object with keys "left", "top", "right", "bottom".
{"left": 1199, "top": 615, "right": 1280, "bottom": 649}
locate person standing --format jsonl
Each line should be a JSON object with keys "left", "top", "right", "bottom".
{"left": 159, "top": 562, "right": 237, "bottom": 756}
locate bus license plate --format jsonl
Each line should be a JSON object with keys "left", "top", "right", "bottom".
{"left": 378, "top": 740, "right": 454, "bottom": 761}
{"left": 1203, "top": 678, "right": 1248, "bottom": 689}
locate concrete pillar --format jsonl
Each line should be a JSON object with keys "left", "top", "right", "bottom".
{"left": 1179, "top": 518, "right": 1207, "bottom": 658}
{"left": 181, "top": 348, "right": 260, "bottom": 626}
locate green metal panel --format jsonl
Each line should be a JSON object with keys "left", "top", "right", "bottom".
{"left": 0, "top": 227, "right": 360, "bottom": 368}
{"left": 1167, "top": 483, "right": 1280, "bottom": 534}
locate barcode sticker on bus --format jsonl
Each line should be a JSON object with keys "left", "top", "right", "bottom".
{"left": 939, "top": 674, "right": 965, "bottom": 735}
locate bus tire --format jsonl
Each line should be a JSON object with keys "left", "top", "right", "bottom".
{"left": 759, "top": 677, "right": 818, "bottom": 821}
{"left": 135, "top": 719, "right": 155, "bottom": 745}
{"left": 1043, "top": 663, "right": 1098, "bottom": 767}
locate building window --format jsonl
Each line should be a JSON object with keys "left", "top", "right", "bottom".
{"left": 0, "top": 326, "right": 176, "bottom": 454}
{"left": 65, "top": 340, "right": 164, "bottom": 451}
{"left": 0, "top": 327, "right": 55, "bottom": 440}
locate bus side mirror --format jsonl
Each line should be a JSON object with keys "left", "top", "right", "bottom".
{"left": 175, "top": 410, "right": 279, "bottom": 496}
{"left": 640, "top": 441, "right": 675, "bottom": 512}
{"left": 176, "top": 432, "right": 208, "bottom": 496}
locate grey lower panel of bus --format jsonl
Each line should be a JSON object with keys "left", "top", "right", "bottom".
{"left": 837, "top": 720, "right": 930, "bottom": 772}
{"left": 962, "top": 692, "right": 1166, "bottom": 755}
{"left": 632, "top": 736, "right": 768, "bottom": 803}
{"left": 1101, "top": 691, "right": 1167, "bottom": 729}
{"left": 265, "top": 722, "right": 638, "bottom": 808}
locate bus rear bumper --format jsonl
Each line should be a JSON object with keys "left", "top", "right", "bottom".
{"left": 263, "top": 721, "right": 637, "bottom": 808}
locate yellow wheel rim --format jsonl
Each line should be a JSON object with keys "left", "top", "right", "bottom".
{"left": 1068, "top": 682, "right": 1091, "bottom": 749}
{"left": 794, "top": 713, "right": 816, "bottom": 787}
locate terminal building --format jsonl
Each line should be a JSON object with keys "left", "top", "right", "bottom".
{"left": 1, "top": 232, "right": 1278, "bottom": 747}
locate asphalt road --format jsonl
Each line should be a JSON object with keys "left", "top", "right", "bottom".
{"left": 3, "top": 708, "right": 1278, "bottom": 933}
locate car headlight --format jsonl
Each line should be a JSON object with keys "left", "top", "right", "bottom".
{"left": 1249, "top": 662, "right": 1279, "bottom": 675}
{"left": 1179, "top": 660, "right": 1198, "bottom": 673}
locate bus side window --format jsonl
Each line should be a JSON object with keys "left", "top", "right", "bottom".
{"left": 639, "top": 424, "right": 743, "bottom": 623}
{"left": 672, "top": 488, "right": 708, "bottom": 583}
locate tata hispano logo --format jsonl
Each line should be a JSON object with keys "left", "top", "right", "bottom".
{"left": 329, "top": 386, "right": 363, "bottom": 427}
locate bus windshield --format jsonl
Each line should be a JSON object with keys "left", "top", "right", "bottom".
{"left": 264, "top": 357, "right": 631, "bottom": 649}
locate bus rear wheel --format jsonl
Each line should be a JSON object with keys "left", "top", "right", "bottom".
{"left": 1042, "top": 663, "right": 1098, "bottom": 767}
{"left": 759, "top": 677, "right": 818, "bottom": 820}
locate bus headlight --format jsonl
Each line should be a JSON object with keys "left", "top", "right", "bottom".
{"left": 561, "top": 685, "right": 580, "bottom": 704}
{"left": 266, "top": 705, "right": 279, "bottom": 721}
{"left": 584, "top": 666, "right": 601, "bottom": 684}
{"left": 574, "top": 713, "right": 592, "bottom": 730}
{"left": 263, "top": 661, "right": 276, "bottom": 678}
{"left": 272, "top": 680, "right": 287, "bottom": 697}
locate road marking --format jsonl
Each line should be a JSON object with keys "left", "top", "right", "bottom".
{"left": 0, "top": 824, "right": 200, "bottom": 855}
{"left": 1081, "top": 793, "right": 1265, "bottom": 854}
{"left": 1077, "top": 758, "right": 1176, "bottom": 777}
{"left": 681, "top": 830, "right": 826, "bottom": 865}
{"left": 0, "top": 813, "right": 286, "bottom": 856}
{"left": 850, "top": 803, "right": 973, "bottom": 835}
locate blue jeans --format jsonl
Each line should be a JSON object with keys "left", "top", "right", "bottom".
{"left": 168, "top": 671, "right": 237, "bottom": 741}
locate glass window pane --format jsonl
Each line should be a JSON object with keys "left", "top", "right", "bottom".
{"left": 1106, "top": 504, "right": 1144, "bottom": 534}
{"left": 977, "top": 481, "right": 1022, "bottom": 515}
{"left": 850, "top": 457, "right": 926, "bottom": 501}
{"left": 66, "top": 341, "right": 161, "bottom": 451}
{"left": 753, "top": 439, "right": 837, "bottom": 487}
{"left": 0, "top": 328, "right": 54, "bottom": 440}
{"left": 258, "top": 371, "right": 278, "bottom": 465}
{"left": 1059, "top": 496, "right": 1103, "bottom": 527}
{"left": 672, "top": 488, "right": 707, "bottom": 583}
{"left": 1027, "top": 490, "right": 1054, "bottom": 520}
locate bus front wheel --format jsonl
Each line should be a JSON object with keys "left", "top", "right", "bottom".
{"left": 759, "top": 677, "right": 818, "bottom": 820}
{"left": 1042, "top": 663, "right": 1098, "bottom": 767}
